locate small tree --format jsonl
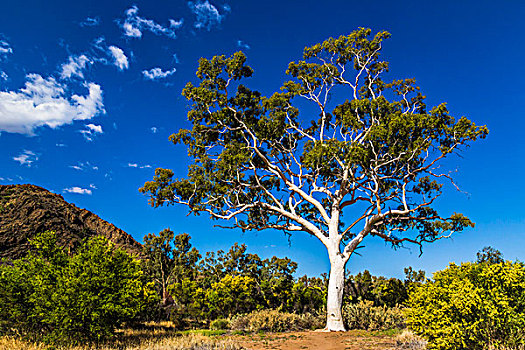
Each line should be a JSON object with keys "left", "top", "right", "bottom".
{"left": 476, "top": 246, "right": 504, "bottom": 265}
{"left": 142, "top": 229, "right": 200, "bottom": 307}
{"left": 140, "top": 28, "right": 487, "bottom": 330}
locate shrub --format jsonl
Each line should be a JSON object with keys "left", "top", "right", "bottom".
{"left": 343, "top": 300, "right": 405, "bottom": 331}
{"left": 230, "top": 309, "right": 323, "bottom": 332}
{"left": 205, "top": 275, "right": 261, "bottom": 318}
{"left": 0, "top": 232, "right": 158, "bottom": 345}
{"left": 210, "top": 318, "right": 230, "bottom": 330}
{"left": 405, "top": 261, "right": 525, "bottom": 350}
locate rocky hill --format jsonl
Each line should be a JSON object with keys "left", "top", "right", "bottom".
{"left": 0, "top": 184, "right": 142, "bottom": 259}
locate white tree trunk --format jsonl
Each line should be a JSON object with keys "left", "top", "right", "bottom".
{"left": 325, "top": 251, "right": 347, "bottom": 331}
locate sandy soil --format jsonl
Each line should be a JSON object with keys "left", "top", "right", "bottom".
{"left": 233, "top": 330, "right": 397, "bottom": 350}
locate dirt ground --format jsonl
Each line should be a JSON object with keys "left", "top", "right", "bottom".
{"left": 233, "top": 330, "right": 397, "bottom": 350}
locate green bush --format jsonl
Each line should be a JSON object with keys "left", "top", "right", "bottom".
{"left": 205, "top": 275, "right": 261, "bottom": 318}
{"left": 210, "top": 318, "right": 230, "bottom": 330}
{"left": 0, "top": 232, "right": 158, "bottom": 344}
{"left": 343, "top": 300, "right": 405, "bottom": 331}
{"left": 230, "top": 309, "right": 323, "bottom": 332}
{"left": 405, "top": 261, "right": 525, "bottom": 349}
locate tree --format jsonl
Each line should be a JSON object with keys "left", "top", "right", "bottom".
{"left": 140, "top": 28, "right": 488, "bottom": 330}
{"left": 142, "top": 229, "right": 200, "bottom": 307}
{"left": 476, "top": 246, "right": 504, "bottom": 264}
{"left": 404, "top": 266, "right": 426, "bottom": 284}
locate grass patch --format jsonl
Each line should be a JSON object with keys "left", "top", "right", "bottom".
{"left": 178, "top": 329, "right": 227, "bottom": 336}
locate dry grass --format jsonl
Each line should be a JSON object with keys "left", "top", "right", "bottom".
{"left": 230, "top": 309, "right": 324, "bottom": 332}
{"left": 0, "top": 329, "right": 243, "bottom": 350}
{"left": 394, "top": 330, "right": 427, "bottom": 349}
{"left": 343, "top": 300, "right": 405, "bottom": 331}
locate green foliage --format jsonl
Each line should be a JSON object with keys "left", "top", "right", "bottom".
{"left": 0, "top": 231, "right": 157, "bottom": 345}
{"left": 209, "top": 318, "right": 230, "bottom": 330}
{"left": 404, "top": 266, "right": 426, "bottom": 284}
{"left": 141, "top": 27, "right": 487, "bottom": 250}
{"left": 344, "top": 270, "right": 409, "bottom": 307}
{"left": 142, "top": 229, "right": 200, "bottom": 309}
{"left": 476, "top": 246, "right": 504, "bottom": 265}
{"left": 166, "top": 238, "right": 325, "bottom": 323}
{"left": 405, "top": 261, "right": 525, "bottom": 349}
{"left": 289, "top": 275, "right": 327, "bottom": 314}
{"left": 206, "top": 275, "right": 260, "bottom": 318}
{"left": 343, "top": 300, "right": 405, "bottom": 331}
{"left": 230, "top": 309, "right": 323, "bottom": 332}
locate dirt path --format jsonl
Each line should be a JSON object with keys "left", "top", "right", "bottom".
{"left": 233, "top": 330, "right": 397, "bottom": 350}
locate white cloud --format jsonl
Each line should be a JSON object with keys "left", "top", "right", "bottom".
{"left": 69, "top": 161, "right": 98, "bottom": 171}
{"left": 0, "top": 71, "right": 7, "bottom": 80}
{"left": 0, "top": 39, "right": 13, "bottom": 57}
{"left": 64, "top": 186, "right": 92, "bottom": 195}
{"left": 108, "top": 46, "right": 129, "bottom": 70}
{"left": 237, "top": 40, "right": 250, "bottom": 50}
{"left": 80, "top": 123, "right": 103, "bottom": 141}
{"left": 122, "top": 22, "right": 142, "bottom": 38}
{"left": 13, "top": 150, "right": 38, "bottom": 167}
{"left": 127, "top": 162, "right": 152, "bottom": 169}
{"left": 188, "top": 0, "right": 226, "bottom": 30}
{"left": 86, "top": 123, "right": 103, "bottom": 133}
{"left": 150, "top": 126, "right": 158, "bottom": 133}
{"left": 60, "top": 54, "right": 92, "bottom": 79}
{"left": 79, "top": 17, "right": 100, "bottom": 27}
{"left": 0, "top": 74, "right": 104, "bottom": 135}
{"left": 120, "top": 5, "right": 183, "bottom": 39}
{"left": 91, "top": 38, "right": 130, "bottom": 72}
{"left": 169, "top": 19, "right": 184, "bottom": 29}
{"left": 142, "top": 67, "right": 176, "bottom": 80}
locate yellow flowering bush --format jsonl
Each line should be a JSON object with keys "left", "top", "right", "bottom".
{"left": 405, "top": 261, "right": 525, "bottom": 349}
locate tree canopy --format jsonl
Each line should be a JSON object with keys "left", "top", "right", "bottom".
{"left": 141, "top": 28, "right": 486, "bottom": 249}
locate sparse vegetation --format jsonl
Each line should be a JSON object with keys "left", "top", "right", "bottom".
{"left": 343, "top": 300, "right": 405, "bottom": 331}
{"left": 395, "top": 330, "right": 428, "bottom": 349}
{"left": 0, "top": 331, "right": 243, "bottom": 350}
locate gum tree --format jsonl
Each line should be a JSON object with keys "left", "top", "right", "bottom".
{"left": 140, "top": 28, "right": 487, "bottom": 331}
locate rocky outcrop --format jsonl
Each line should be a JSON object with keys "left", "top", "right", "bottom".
{"left": 0, "top": 184, "right": 142, "bottom": 259}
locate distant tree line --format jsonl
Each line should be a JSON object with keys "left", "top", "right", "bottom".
{"left": 141, "top": 228, "right": 425, "bottom": 325}
{"left": 142, "top": 229, "right": 326, "bottom": 325}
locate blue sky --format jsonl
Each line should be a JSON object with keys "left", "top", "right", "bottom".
{"left": 1, "top": 0, "right": 524, "bottom": 279}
